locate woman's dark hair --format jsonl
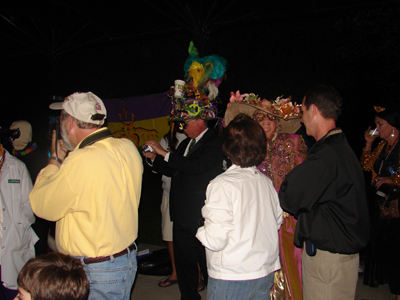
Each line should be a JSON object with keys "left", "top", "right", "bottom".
{"left": 376, "top": 107, "right": 400, "bottom": 131}
{"left": 222, "top": 114, "right": 267, "bottom": 168}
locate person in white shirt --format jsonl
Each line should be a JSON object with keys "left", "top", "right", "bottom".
{"left": 196, "top": 114, "right": 283, "bottom": 300}
{"left": 0, "top": 142, "right": 37, "bottom": 300}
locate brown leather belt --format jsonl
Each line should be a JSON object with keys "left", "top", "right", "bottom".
{"left": 83, "top": 244, "right": 136, "bottom": 264}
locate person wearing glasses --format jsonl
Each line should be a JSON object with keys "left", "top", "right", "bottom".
{"left": 224, "top": 92, "right": 307, "bottom": 300}
{"left": 144, "top": 99, "right": 223, "bottom": 300}
{"left": 30, "top": 92, "right": 143, "bottom": 300}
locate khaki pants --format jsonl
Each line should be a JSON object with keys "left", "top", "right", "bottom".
{"left": 302, "top": 248, "right": 359, "bottom": 300}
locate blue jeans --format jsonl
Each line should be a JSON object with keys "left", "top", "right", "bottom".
{"left": 78, "top": 247, "right": 137, "bottom": 300}
{"left": 207, "top": 272, "right": 274, "bottom": 300}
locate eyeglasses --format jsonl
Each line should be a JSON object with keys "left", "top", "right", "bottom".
{"left": 179, "top": 119, "right": 196, "bottom": 130}
{"left": 252, "top": 111, "right": 276, "bottom": 122}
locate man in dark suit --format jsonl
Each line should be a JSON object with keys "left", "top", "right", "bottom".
{"left": 144, "top": 116, "right": 223, "bottom": 300}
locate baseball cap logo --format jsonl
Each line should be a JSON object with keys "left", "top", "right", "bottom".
{"left": 95, "top": 102, "right": 102, "bottom": 111}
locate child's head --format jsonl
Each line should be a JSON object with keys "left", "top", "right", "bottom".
{"left": 15, "top": 252, "right": 89, "bottom": 300}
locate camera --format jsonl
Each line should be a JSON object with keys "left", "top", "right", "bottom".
{"left": 143, "top": 145, "right": 154, "bottom": 153}
{"left": 47, "top": 119, "right": 62, "bottom": 141}
{"left": 375, "top": 184, "right": 399, "bottom": 207}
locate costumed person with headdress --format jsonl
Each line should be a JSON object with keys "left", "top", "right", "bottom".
{"left": 143, "top": 41, "right": 226, "bottom": 300}
{"left": 6, "top": 120, "right": 52, "bottom": 257}
{"left": 0, "top": 134, "right": 38, "bottom": 300}
{"left": 158, "top": 126, "right": 207, "bottom": 290}
{"left": 360, "top": 105, "right": 400, "bottom": 300}
{"left": 225, "top": 92, "right": 307, "bottom": 300}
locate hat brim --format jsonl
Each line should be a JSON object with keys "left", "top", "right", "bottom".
{"left": 224, "top": 101, "right": 302, "bottom": 134}
{"left": 49, "top": 102, "right": 63, "bottom": 110}
{"left": 224, "top": 102, "right": 259, "bottom": 126}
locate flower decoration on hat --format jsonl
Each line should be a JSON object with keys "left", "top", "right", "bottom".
{"left": 374, "top": 106, "right": 386, "bottom": 112}
{"left": 224, "top": 91, "right": 302, "bottom": 134}
{"left": 274, "top": 96, "right": 302, "bottom": 120}
{"left": 229, "top": 91, "right": 244, "bottom": 103}
{"left": 227, "top": 91, "right": 301, "bottom": 120}
{"left": 168, "top": 41, "right": 227, "bottom": 122}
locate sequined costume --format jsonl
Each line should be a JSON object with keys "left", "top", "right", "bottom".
{"left": 360, "top": 140, "right": 400, "bottom": 295}
{"left": 361, "top": 140, "right": 400, "bottom": 186}
{"left": 257, "top": 133, "right": 307, "bottom": 300}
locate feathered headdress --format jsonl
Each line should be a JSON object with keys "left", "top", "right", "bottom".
{"left": 168, "top": 41, "right": 227, "bottom": 122}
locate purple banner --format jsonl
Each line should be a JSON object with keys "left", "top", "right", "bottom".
{"left": 103, "top": 92, "right": 171, "bottom": 123}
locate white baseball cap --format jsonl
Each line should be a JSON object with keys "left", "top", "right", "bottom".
{"left": 49, "top": 92, "right": 107, "bottom": 125}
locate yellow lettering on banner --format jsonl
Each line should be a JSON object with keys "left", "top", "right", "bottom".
{"left": 116, "top": 101, "right": 135, "bottom": 122}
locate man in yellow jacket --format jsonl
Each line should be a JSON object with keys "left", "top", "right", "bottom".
{"left": 29, "top": 91, "right": 143, "bottom": 300}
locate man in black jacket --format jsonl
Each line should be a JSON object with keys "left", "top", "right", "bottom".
{"left": 279, "top": 85, "right": 370, "bottom": 300}
{"left": 144, "top": 116, "right": 223, "bottom": 300}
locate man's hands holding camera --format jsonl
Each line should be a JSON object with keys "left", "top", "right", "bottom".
{"left": 49, "top": 130, "right": 68, "bottom": 166}
{"left": 142, "top": 140, "right": 167, "bottom": 159}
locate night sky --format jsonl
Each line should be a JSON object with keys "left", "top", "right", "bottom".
{"left": 1, "top": 0, "right": 399, "bottom": 155}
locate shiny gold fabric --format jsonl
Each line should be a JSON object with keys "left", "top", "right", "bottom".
{"left": 360, "top": 139, "right": 400, "bottom": 219}
{"left": 361, "top": 140, "right": 400, "bottom": 189}
{"left": 257, "top": 133, "right": 307, "bottom": 300}
{"left": 360, "top": 141, "right": 400, "bottom": 192}
{"left": 270, "top": 268, "right": 292, "bottom": 300}
{"left": 360, "top": 140, "right": 385, "bottom": 182}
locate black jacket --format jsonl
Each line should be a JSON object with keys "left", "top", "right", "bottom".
{"left": 279, "top": 131, "right": 370, "bottom": 254}
{"left": 152, "top": 129, "right": 223, "bottom": 228}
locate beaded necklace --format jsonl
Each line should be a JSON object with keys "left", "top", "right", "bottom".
{"left": 11, "top": 142, "right": 37, "bottom": 158}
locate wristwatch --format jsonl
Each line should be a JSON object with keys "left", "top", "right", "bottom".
{"left": 49, "top": 156, "right": 63, "bottom": 164}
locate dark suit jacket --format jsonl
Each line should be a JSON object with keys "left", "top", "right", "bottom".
{"left": 152, "top": 129, "right": 223, "bottom": 229}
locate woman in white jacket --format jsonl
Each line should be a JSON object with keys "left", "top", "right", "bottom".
{"left": 0, "top": 144, "right": 38, "bottom": 300}
{"left": 196, "top": 114, "right": 283, "bottom": 300}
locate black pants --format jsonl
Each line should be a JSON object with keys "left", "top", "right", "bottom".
{"left": 31, "top": 217, "right": 54, "bottom": 256}
{"left": 173, "top": 222, "right": 208, "bottom": 300}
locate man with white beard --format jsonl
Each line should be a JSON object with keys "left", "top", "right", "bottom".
{"left": 29, "top": 92, "right": 143, "bottom": 300}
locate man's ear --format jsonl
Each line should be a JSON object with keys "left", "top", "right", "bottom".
{"left": 66, "top": 115, "right": 75, "bottom": 132}
{"left": 310, "top": 104, "right": 318, "bottom": 118}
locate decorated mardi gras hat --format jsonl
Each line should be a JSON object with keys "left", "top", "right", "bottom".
{"left": 224, "top": 91, "right": 302, "bottom": 134}
{"left": 168, "top": 41, "right": 227, "bottom": 122}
